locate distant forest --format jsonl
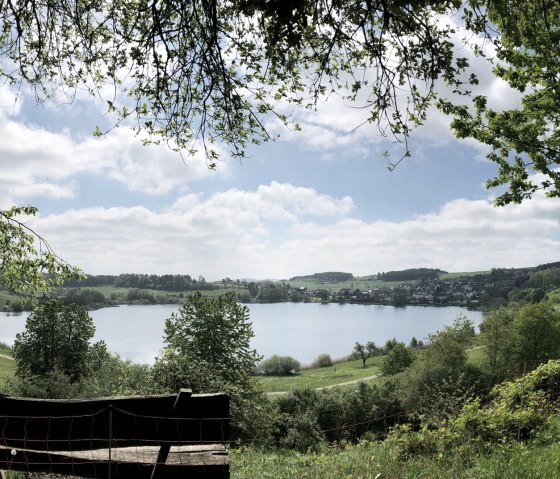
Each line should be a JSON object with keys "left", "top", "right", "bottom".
{"left": 64, "top": 273, "right": 217, "bottom": 291}
{"left": 378, "top": 268, "right": 447, "bottom": 282}
{"left": 289, "top": 272, "right": 354, "bottom": 282}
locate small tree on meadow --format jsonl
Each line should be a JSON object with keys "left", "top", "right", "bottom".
{"left": 353, "top": 341, "right": 378, "bottom": 367}
{"left": 311, "top": 353, "right": 333, "bottom": 368}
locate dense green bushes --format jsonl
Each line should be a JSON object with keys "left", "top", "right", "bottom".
{"left": 273, "top": 380, "right": 402, "bottom": 451}
{"left": 256, "top": 355, "right": 301, "bottom": 375}
{"left": 310, "top": 353, "right": 333, "bottom": 368}
{"left": 380, "top": 342, "right": 413, "bottom": 375}
{"left": 387, "top": 360, "right": 560, "bottom": 459}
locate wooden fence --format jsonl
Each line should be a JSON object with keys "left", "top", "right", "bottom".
{"left": 0, "top": 389, "right": 229, "bottom": 478}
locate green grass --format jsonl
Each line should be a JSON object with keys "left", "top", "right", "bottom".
{"left": 256, "top": 357, "right": 383, "bottom": 393}
{"left": 0, "top": 341, "right": 12, "bottom": 356}
{"left": 53, "top": 285, "right": 242, "bottom": 304}
{"left": 284, "top": 271, "right": 493, "bottom": 291}
{"left": 258, "top": 340, "right": 488, "bottom": 394}
{"left": 258, "top": 333, "right": 488, "bottom": 394}
{"left": 0, "top": 354, "right": 15, "bottom": 389}
{"left": 231, "top": 428, "right": 560, "bottom": 479}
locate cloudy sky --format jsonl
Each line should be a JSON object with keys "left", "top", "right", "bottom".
{"left": 3, "top": 26, "right": 560, "bottom": 282}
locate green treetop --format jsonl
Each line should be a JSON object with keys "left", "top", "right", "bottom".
{"left": 0, "top": 206, "right": 83, "bottom": 298}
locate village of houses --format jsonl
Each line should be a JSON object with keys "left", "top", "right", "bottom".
{"left": 283, "top": 268, "right": 533, "bottom": 309}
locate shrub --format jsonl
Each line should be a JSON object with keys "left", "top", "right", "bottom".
{"left": 311, "top": 353, "right": 333, "bottom": 368}
{"left": 273, "top": 381, "right": 402, "bottom": 450}
{"left": 387, "top": 360, "right": 560, "bottom": 459}
{"left": 257, "top": 355, "right": 301, "bottom": 375}
{"left": 380, "top": 343, "right": 413, "bottom": 375}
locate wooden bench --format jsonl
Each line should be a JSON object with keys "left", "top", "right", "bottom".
{"left": 0, "top": 389, "right": 229, "bottom": 478}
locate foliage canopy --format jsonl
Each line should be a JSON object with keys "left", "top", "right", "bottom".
{"left": 13, "top": 300, "right": 95, "bottom": 382}
{"left": 8, "top": 299, "right": 154, "bottom": 398}
{"left": 0, "top": 207, "right": 83, "bottom": 297}
{"left": 153, "top": 292, "right": 268, "bottom": 441}
{"left": 2, "top": 0, "right": 559, "bottom": 203}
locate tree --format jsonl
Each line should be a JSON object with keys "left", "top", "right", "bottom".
{"left": 2, "top": 0, "right": 558, "bottom": 206}
{"left": 256, "top": 355, "right": 301, "bottom": 376}
{"left": 316, "top": 289, "right": 329, "bottom": 304}
{"left": 441, "top": 1, "right": 560, "bottom": 204}
{"left": 152, "top": 292, "right": 269, "bottom": 441}
{"left": 0, "top": 0, "right": 468, "bottom": 164}
{"left": 398, "top": 315, "right": 477, "bottom": 409}
{"left": 353, "top": 341, "right": 378, "bottom": 367}
{"left": 423, "top": 315, "right": 475, "bottom": 376}
{"left": 6, "top": 300, "right": 137, "bottom": 399}
{"left": 392, "top": 289, "right": 407, "bottom": 307}
{"left": 13, "top": 300, "right": 97, "bottom": 382}
{"left": 381, "top": 342, "right": 414, "bottom": 375}
{"left": 509, "top": 302, "right": 560, "bottom": 372}
{"left": 0, "top": 206, "right": 83, "bottom": 297}
{"left": 479, "top": 306, "right": 516, "bottom": 377}
{"left": 384, "top": 337, "right": 399, "bottom": 353}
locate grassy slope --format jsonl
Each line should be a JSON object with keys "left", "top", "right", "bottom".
{"left": 286, "top": 271, "right": 493, "bottom": 291}
{"left": 439, "top": 270, "right": 491, "bottom": 279}
{"left": 0, "top": 357, "right": 15, "bottom": 387}
{"left": 0, "top": 345, "right": 15, "bottom": 389}
{"left": 257, "top": 357, "right": 383, "bottom": 393}
{"left": 257, "top": 343, "right": 485, "bottom": 393}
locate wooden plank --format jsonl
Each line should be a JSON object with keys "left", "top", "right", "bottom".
{"left": 0, "top": 392, "right": 229, "bottom": 451}
{"left": 150, "top": 389, "right": 191, "bottom": 479}
{"left": 0, "top": 445, "right": 229, "bottom": 479}
{"left": 0, "top": 392, "right": 229, "bottom": 419}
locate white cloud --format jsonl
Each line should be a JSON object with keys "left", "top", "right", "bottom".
{"left": 264, "top": 13, "right": 523, "bottom": 160}
{"left": 26, "top": 183, "right": 560, "bottom": 280}
{"left": 0, "top": 104, "right": 228, "bottom": 205}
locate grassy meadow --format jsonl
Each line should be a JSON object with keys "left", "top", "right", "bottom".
{"left": 256, "top": 339, "right": 486, "bottom": 394}
{"left": 257, "top": 357, "right": 384, "bottom": 393}
{"left": 0, "top": 343, "right": 15, "bottom": 388}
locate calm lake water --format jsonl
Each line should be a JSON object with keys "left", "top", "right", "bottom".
{"left": 0, "top": 303, "right": 484, "bottom": 366}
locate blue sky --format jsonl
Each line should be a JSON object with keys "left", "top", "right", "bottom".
{"left": 2, "top": 24, "right": 560, "bottom": 281}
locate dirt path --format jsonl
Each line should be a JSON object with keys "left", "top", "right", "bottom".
{"left": 317, "top": 373, "right": 380, "bottom": 390}
{"left": 267, "top": 374, "right": 380, "bottom": 396}
{"left": 0, "top": 353, "right": 14, "bottom": 361}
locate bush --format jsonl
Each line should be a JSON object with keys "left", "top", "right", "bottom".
{"left": 311, "top": 353, "right": 333, "bottom": 368}
{"left": 381, "top": 343, "right": 413, "bottom": 375}
{"left": 257, "top": 355, "right": 301, "bottom": 375}
{"left": 273, "top": 381, "right": 402, "bottom": 450}
{"left": 387, "top": 360, "right": 560, "bottom": 459}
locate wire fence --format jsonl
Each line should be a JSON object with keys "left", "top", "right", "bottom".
{"left": 0, "top": 392, "right": 230, "bottom": 478}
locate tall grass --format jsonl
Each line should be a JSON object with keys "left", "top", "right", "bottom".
{"left": 231, "top": 432, "right": 560, "bottom": 479}
{"left": 0, "top": 342, "right": 15, "bottom": 389}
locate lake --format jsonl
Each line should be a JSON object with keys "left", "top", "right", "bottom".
{"left": 0, "top": 303, "right": 484, "bottom": 365}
